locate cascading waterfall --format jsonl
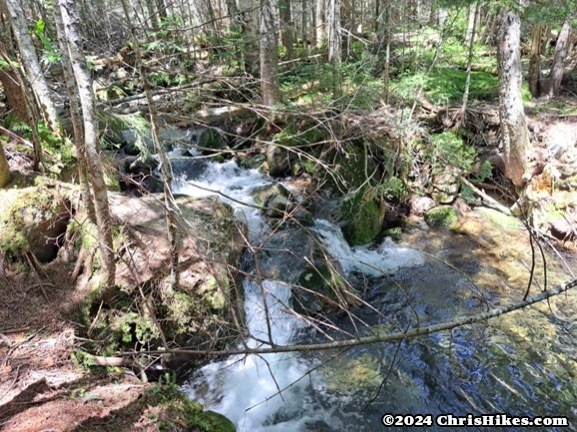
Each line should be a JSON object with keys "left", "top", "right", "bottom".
{"left": 173, "top": 154, "right": 427, "bottom": 431}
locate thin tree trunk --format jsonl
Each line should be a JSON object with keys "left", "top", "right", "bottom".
{"left": 543, "top": 20, "right": 571, "bottom": 99}
{"left": 58, "top": 0, "right": 116, "bottom": 294}
{"left": 279, "top": 0, "right": 294, "bottom": 58}
{"left": 496, "top": 13, "right": 533, "bottom": 187}
{"left": 459, "top": 1, "right": 479, "bottom": 126}
{"left": 119, "top": 0, "right": 180, "bottom": 292}
{"left": 315, "top": 0, "right": 324, "bottom": 48}
{"left": 528, "top": 24, "right": 543, "bottom": 98}
{"left": 327, "top": 0, "right": 341, "bottom": 97}
{"left": 260, "top": 0, "right": 280, "bottom": 106}
{"left": 3, "top": 0, "right": 60, "bottom": 134}
{"left": 239, "top": 0, "right": 259, "bottom": 73}
{"left": 52, "top": 0, "right": 95, "bottom": 223}
{"left": 0, "top": 59, "right": 28, "bottom": 121}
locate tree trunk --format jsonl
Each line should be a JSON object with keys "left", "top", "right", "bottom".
{"left": 327, "top": 0, "right": 341, "bottom": 97}
{"left": 3, "top": 0, "right": 60, "bottom": 133}
{"left": 0, "top": 141, "right": 10, "bottom": 187}
{"left": 0, "top": 61, "right": 28, "bottom": 122}
{"left": 279, "top": 0, "right": 294, "bottom": 59}
{"left": 542, "top": 20, "right": 571, "bottom": 99}
{"left": 239, "top": 0, "right": 259, "bottom": 73}
{"left": 58, "top": 0, "right": 116, "bottom": 293}
{"left": 144, "top": 0, "right": 160, "bottom": 30}
{"left": 315, "top": 0, "right": 324, "bottom": 48}
{"left": 260, "top": 0, "right": 280, "bottom": 106}
{"left": 52, "top": 0, "right": 95, "bottom": 223}
{"left": 120, "top": 0, "right": 180, "bottom": 293}
{"left": 459, "top": 1, "right": 479, "bottom": 125}
{"left": 496, "top": 13, "right": 533, "bottom": 187}
{"left": 528, "top": 24, "right": 543, "bottom": 98}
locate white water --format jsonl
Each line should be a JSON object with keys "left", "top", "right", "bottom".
{"left": 175, "top": 158, "right": 425, "bottom": 431}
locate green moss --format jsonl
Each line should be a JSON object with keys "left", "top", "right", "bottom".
{"left": 477, "top": 207, "right": 521, "bottom": 230}
{"left": 342, "top": 191, "right": 384, "bottom": 246}
{"left": 146, "top": 375, "right": 236, "bottom": 432}
{"left": 295, "top": 263, "right": 348, "bottom": 315}
{"left": 425, "top": 206, "right": 458, "bottom": 227}
{"left": 0, "top": 183, "right": 72, "bottom": 261}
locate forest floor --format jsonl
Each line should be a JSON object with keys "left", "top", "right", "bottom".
{"left": 0, "top": 263, "right": 161, "bottom": 432}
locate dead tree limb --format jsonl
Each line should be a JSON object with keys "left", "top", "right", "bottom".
{"left": 117, "top": 277, "right": 577, "bottom": 357}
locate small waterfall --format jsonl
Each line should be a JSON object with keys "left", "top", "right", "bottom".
{"left": 173, "top": 156, "right": 427, "bottom": 430}
{"left": 312, "top": 219, "right": 425, "bottom": 276}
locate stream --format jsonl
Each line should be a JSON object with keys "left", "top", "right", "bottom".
{"left": 165, "top": 134, "right": 577, "bottom": 431}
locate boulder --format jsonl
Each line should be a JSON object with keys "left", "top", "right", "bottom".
{"left": 80, "top": 193, "right": 247, "bottom": 350}
{"left": 341, "top": 191, "right": 385, "bottom": 246}
{"left": 0, "top": 180, "right": 72, "bottom": 262}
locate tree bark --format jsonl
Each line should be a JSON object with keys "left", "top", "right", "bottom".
{"left": 528, "top": 24, "right": 543, "bottom": 98}
{"left": 2, "top": 0, "right": 60, "bottom": 133}
{"left": 542, "top": 20, "right": 571, "bottom": 99}
{"left": 52, "top": 0, "right": 95, "bottom": 223}
{"left": 0, "top": 141, "right": 10, "bottom": 187}
{"left": 496, "top": 13, "right": 533, "bottom": 187}
{"left": 0, "top": 61, "right": 28, "bottom": 122}
{"left": 278, "top": 0, "right": 294, "bottom": 59}
{"left": 239, "top": 0, "right": 259, "bottom": 73}
{"left": 260, "top": 0, "right": 280, "bottom": 106}
{"left": 119, "top": 0, "right": 180, "bottom": 292}
{"left": 327, "top": 0, "right": 341, "bottom": 97}
{"left": 459, "top": 1, "right": 480, "bottom": 125}
{"left": 58, "top": 0, "right": 116, "bottom": 293}
{"left": 315, "top": 0, "right": 325, "bottom": 48}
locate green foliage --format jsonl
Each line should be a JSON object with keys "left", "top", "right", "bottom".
{"left": 430, "top": 131, "right": 477, "bottom": 172}
{"left": 208, "top": 27, "right": 245, "bottom": 70}
{"left": 0, "top": 58, "right": 19, "bottom": 69}
{"left": 34, "top": 19, "right": 60, "bottom": 65}
{"left": 392, "top": 68, "right": 499, "bottom": 104}
{"left": 3, "top": 118, "right": 73, "bottom": 177}
{"left": 378, "top": 176, "right": 407, "bottom": 202}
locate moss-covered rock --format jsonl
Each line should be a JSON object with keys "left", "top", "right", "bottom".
{"left": 144, "top": 378, "right": 237, "bottom": 432}
{"left": 341, "top": 191, "right": 385, "bottom": 246}
{"left": 0, "top": 180, "right": 73, "bottom": 262}
{"left": 77, "top": 193, "right": 247, "bottom": 354}
{"left": 294, "top": 263, "right": 350, "bottom": 315}
{"left": 424, "top": 206, "right": 458, "bottom": 227}
{"left": 198, "top": 128, "right": 226, "bottom": 155}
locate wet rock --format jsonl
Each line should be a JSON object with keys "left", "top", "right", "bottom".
{"left": 425, "top": 206, "right": 458, "bottom": 227}
{"left": 410, "top": 195, "right": 436, "bottom": 216}
{"left": 251, "top": 183, "right": 313, "bottom": 225}
{"left": 550, "top": 216, "right": 576, "bottom": 241}
{"left": 431, "top": 167, "right": 460, "bottom": 204}
{"left": 80, "top": 194, "right": 247, "bottom": 350}
{"left": 169, "top": 156, "right": 208, "bottom": 180}
{"left": 266, "top": 144, "right": 290, "bottom": 177}
{"left": 341, "top": 191, "right": 385, "bottom": 246}
{"left": 198, "top": 128, "right": 226, "bottom": 155}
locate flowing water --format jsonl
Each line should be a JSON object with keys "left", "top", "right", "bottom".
{"left": 167, "top": 138, "right": 577, "bottom": 431}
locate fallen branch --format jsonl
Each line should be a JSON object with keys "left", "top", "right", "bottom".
{"left": 117, "top": 277, "right": 577, "bottom": 357}
{"left": 460, "top": 176, "right": 513, "bottom": 216}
